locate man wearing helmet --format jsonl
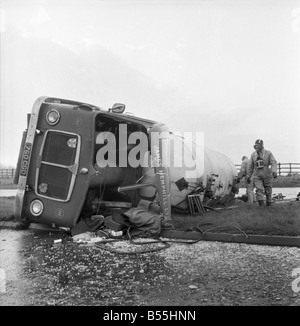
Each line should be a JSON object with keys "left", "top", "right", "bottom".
{"left": 237, "top": 156, "right": 254, "bottom": 204}
{"left": 246, "top": 139, "right": 277, "bottom": 206}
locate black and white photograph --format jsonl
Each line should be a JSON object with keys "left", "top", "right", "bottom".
{"left": 0, "top": 0, "right": 300, "bottom": 311}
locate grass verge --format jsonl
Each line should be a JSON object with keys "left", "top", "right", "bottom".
{"left": 0, "top": 178, "right": 17, "bottom": 189}
{"left": 239, "top": 174, "right": 300, "bottom": 188}
{"left": 1, "top": 195, "right": 300, "bottom": 237}
{"left": 1, "top": 174, "right": 300, "bottom": 190}
{"left": 0, "top": 196, "right": 15, "bottom": 221}
{"left": 171, "top": 201, "right": 300, "bottom": 237}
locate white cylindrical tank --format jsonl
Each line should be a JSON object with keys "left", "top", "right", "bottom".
{"left": 139, "top": 133, "right": 237, "bottom": 208}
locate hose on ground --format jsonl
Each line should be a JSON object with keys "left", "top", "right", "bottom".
{"left": 93, "top": 224, "right": 248, "bottom": 254}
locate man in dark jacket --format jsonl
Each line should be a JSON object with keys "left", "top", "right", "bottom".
{"left": 247, "top": 139, "right": 277, "bottom": 206}
{"left": 237, "top": 156, "right": 254, "bottom": 204}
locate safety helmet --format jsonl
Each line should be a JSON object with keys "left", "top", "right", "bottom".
{"left": 254, "top": 139, "right": 264, "bottom": 149}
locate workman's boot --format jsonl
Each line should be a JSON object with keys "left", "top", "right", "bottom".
{"left": 258, "top": 200, "right": 264, "bottom": 207}
{"left": 266, "top": 201, "right": 272, "bottom": 207}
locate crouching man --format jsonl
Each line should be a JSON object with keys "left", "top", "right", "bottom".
{"left": 246, "top": 139, "right": 277, "bottom": 207}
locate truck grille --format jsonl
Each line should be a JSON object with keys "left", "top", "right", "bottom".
{"left": 42, "top": 132, "right": 77, "bottom": 166}
{"left": 36, "top": 130, "right": 80, "bottom": 201}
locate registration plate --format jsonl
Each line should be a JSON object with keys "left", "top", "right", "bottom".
{"left": 20, "top": 142, "right": 32, "bottom": 177}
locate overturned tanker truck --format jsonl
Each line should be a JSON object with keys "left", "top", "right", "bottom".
{"left": 14, "top": 96, "right": 238, "bottom": 228}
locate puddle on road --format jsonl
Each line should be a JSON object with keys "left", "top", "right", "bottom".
{"left": 0, "top": 229, "right": 36, "bottom": 305}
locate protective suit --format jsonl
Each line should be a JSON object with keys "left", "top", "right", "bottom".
{"left": 237, "top": 156, "right": 254, "bottom": 204}
{"left": 247, "top": 139, "right": 277, "bottom": 206}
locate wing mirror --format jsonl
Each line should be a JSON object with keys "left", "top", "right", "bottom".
{"left": 109, "top": 103, "right": 125, "bottom": 114}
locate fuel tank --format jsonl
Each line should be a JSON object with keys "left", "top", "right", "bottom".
{"left": 139, "top": 132, "right": 237, "bottom": 209}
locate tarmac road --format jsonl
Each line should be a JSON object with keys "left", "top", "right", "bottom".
{"left": 0, "top": 229, "right": 37, "bottom": 305}
{"left": 0, "top": 227, "right": 300, "bottom": 306}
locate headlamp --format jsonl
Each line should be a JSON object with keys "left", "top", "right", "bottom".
{"left": 30, "top": 199, "right": 44, "bottom": 216}
{"left": 46, "top": 109, "right": 60, "bottom": 126}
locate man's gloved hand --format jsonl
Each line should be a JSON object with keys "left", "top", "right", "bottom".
{"left": 247, "top": 177, "right": 251, "bottom": 184}
{"left": 236, "top": 178, "right": 240, "bottom": 184}
{"left": 272, "top": 172, "right": 277, "bottom": 178}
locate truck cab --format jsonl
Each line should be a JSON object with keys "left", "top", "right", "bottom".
{"left": 14, "top": 96, "right": 171, "bottom": 228}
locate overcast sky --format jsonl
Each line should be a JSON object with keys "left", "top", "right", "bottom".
{"left": 0, "top": 0, "right": 300, "bottom": 168}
